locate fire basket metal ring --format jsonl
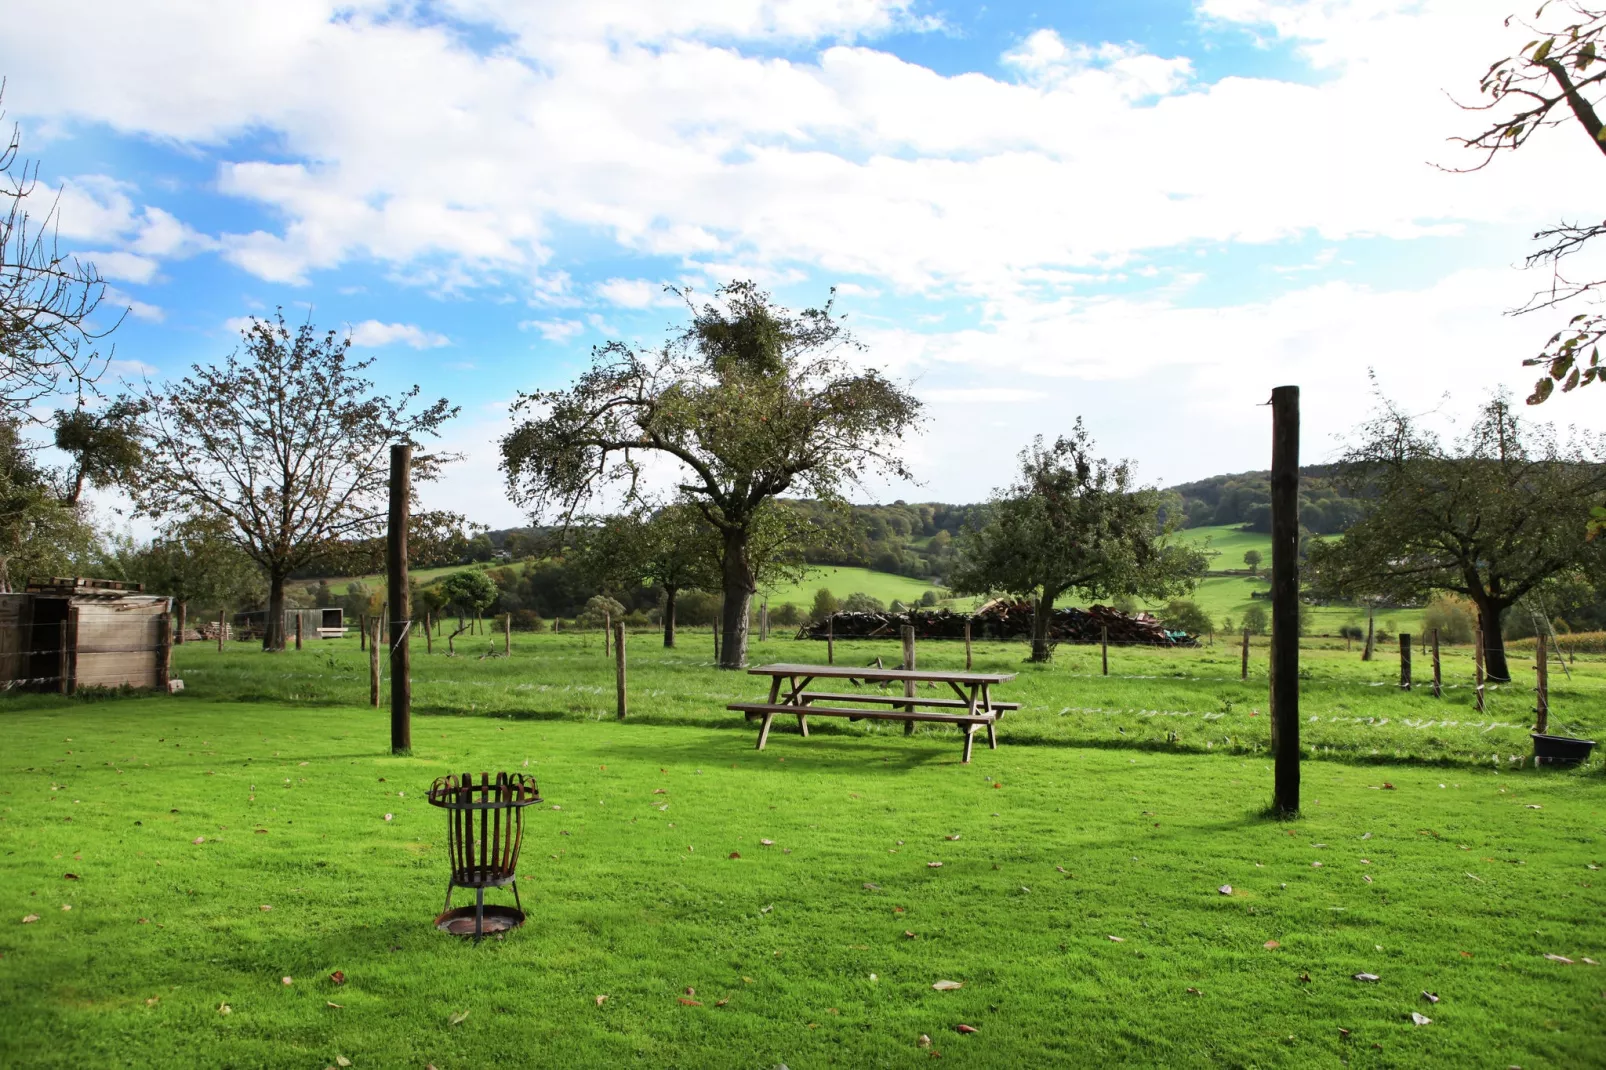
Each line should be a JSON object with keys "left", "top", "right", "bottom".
{"left": 426, "top": 771, "right": 541, "bottom": 941}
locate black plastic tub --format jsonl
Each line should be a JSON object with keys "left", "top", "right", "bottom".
{"left": 1531, "top": 733, "right": 1597, "bottom": 765}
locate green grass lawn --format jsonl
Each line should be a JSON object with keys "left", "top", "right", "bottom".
{"left": 2, "top": 635, "right": 1602, "bottom": 1068}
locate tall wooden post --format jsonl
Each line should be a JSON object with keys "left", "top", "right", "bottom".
{"left": 369, "top": 617, "right": 381, "bottom": 708}
{"left": 176, "top": 601, "right": 187, "bottom": 645}
{"left": 1361, "top": 608, "right": 1375, "bottom": 661}
{"left": 58, "top": 619, "right": 70, "bottom": 694}
{"left": 1431, "top": 628, "right": 1442, "bottom": 698}
{"left": 760, "top": 599, "right": 769, "bottom": 642}
{"left": 295, "top": 613, "right": 303, "bottom": 651}
{"left": 901, "top": 625, "right": 917, "bottom": 731}
{"left": 218, "top": 609, "right": 225, "bottom": 652}
{"left": 504, "top": 612, "right": 511, "bottom": 656}
{"left": 1269, "top": 384, "right": 1301, "bottom": 816}
{"left": 425, "top": 612, "right": 433, "bottom": 655}
{"left": 387, "top": 443, "right": 411, "bottom": 754}
{"left": 615, "top": 622, "right": 627, "bottom": 720}
{"left": 713, "top": 620, "right": 720, "bottom": 661}
{"left": 827, "top": 613, "right": 835, "bottom": 665}
{"left": 1101, "top": 625, "right": 1109, "bottom": 676}
{"left": 1534, "top": 633, "right": 1549, "bottom": 734}
{"left": 1474, "top": 627, "right": 1486, "bottom": 713}
{"left": 156, "top": 611, "right": 172, "bottom": 692}
{"left": 964, "top": 619, "right": 973, "bottom": 671}
{"left": 381, "top": 601, "right": 389, "bottom": 645}
{"left": 1399, "top": 633, "right": 1412, "bottom": 691}
{"left": 1241, "top": 629, "right": 1250, "bottom": 681}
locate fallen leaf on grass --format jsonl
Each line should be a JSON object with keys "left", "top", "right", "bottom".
{"left": 594, "top": 995, "right": 608, "bottom": 1007}
{"left": 932, "top": 980, "right": 963, "bottom": 991}
{"left": 863, "top": 882, "right": 881, "bottom": 891}
{"left": 918, "top": 1034, "right": 932, "bottom": 1048}
{"left": 449, "top": 1010, "right": 470, "bottom": 1025}
{"left": 742, "top": 977, "right": 754, "bottom": 984}
{"left": 1527, "top": 804, "right": 1542, "bottom": 810}
{"left": 192, "top": 837, "right": 205, "bottom": 845}
{"left": 1186, "top": 986, "right": 1202, "bottom": 995}
{"left": 1311, "top": 861, "right": 1323, "bottom": 868}
{"left": 905, "top": 930, "right": 918, "bottom": 939}
{"left": 330, "top": 971, "right": 346, "bottom": 985}
{"left": 1382, "top": 783, "right": 1395, "bottom": 790}
{"left": 1364, "top": 875, "right": 1373, "bottom": 883}
{"left": 1583, "top": 957, "right": 1599, "bottom": 965}
{"left": 956, "top": 1024, "right": 977, "bottom": 1034}
{"left": 260, "top": 905, "right": 272, "bottom": 912}
{"left": 1353, "top": 973, "right": 1381, "bottom": 982}
{"left": 384, "top": 814, "right": 393, "bottom": 822}
{"left": 1422, "top": 991, "right": 1439, "bottom": 1003}
{"left": 145, "top": 997, "right": 158, "bottom": 1007}
{"left": 729, "top": 852, "right": 741, "bottom": 859}
{"left": 992, "top": 782, "right": 1001, "bottom": 789}
{"left": 760, "top": 838, "right": 774, "bottom": 846}
{"left": 282, "top": 977, "right": 293, "bottom": 986}
{"left": 946, "top": 834, "right": 961, "bottom": 841}
{"left": 326, "top": 1002, "right": 343, "bottom": 1009}
{"left": 1106, "top": 935, "right": 1125, "bottom": 943}
{"left": 1410, "top": 1012, "right": 1432, "bottom": 1026}
{"left": 1218, "top": 885, "right": 1233, "bottom": 896}
{"left": 677, "top": 998, "right": 702, "bottom": 1006}
{"left": 63, "top": 873, "right": 78, "bottom": 880}
{"left": 59, "top": 904, "right": 70, "bottom": 912}
{"left": 760, "top": 904, "right": 773, "bottom": 914}
{"left": 218, "top": 1003, "right": 231, "bottom": 1015}
{"left": 1263, "top": 940, "right": 1280, "bottom": 950}
{"left": 927, "top": 862, "right": 943, "bottom": 869}
{"left": 336, "top": 1057, "right": 352, "bottom": 1067}
{"left": 1544, "top": 954, "right": 1575, "bottom": 964}
{"left": 716, "top": 998, "right": 729, "bottom": 1007}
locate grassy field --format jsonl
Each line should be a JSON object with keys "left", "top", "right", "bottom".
{"left": 760, "top": 565, "right": 944, "bottom": 610}
{"left": 4, "top": 635, "right": 1600, "bottom": 1068}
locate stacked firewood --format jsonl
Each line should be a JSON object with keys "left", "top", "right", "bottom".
{"left": 795, "top": 599, "right": 1196, "bottom": 646}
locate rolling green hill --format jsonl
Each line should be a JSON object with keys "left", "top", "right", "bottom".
{"left": 760, "top": 565, "right": 943, "bottom": 608}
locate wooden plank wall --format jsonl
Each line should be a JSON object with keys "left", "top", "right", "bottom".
{"left": 71, "top": 597, "right": 169, "bottom": 690}
{"left": 0, "top": 595, "right": 29, "bottom": 684}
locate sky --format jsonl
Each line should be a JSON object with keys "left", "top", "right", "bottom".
{"left": 6, "top": 0, "right": 1602, "bottom": 531}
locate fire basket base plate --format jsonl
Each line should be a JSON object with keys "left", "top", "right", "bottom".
{"left": 434, "top": 904, "right": 526, "bottom": 936}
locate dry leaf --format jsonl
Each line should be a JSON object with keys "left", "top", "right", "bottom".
{"left": 282, "top": 976, "right": 293, "bottom": 986}
{"left": 863, "top": 882, "right": 881, "bottom": 891}
{"left": 63, "top": 873, "right": 78, "bottom": 880}
{"left": 1361, "top": 832, "right": 1372, "bottom": 840}
{"left": 1382, "top": 783, "right": 1395, "bottom": 790}
{"left": 742, "top": 977, "right": 754, "bottom": 983}
{"left": 918, "top": 1034, "right": 932, "bottom": 1048}
{"left": 927, "top": 862, "right": 943, "bottom": 869}
{"left": 992, "top": 782, "right": 1001, "bottom": 788}
{"left": 684, "top": 986, "right": 695, "bottom": 996}
{"left": 715, "top": 998, "right": 729, "bottom": 1007}
{"left": 760, "top": 904, "right": 772, "bottom": 914}
{"left": 1527, "top": 804, "right": 1542, "bottom": 809}
{"left": 218, "top": 1003, "right": 231, "bottom": 1015}
{"left": 932, "top": 980, "right": 963, "bottom": 991}
{"left": 760, "top": 838, "right": 774, "bottom": 846}
{"left": 60, "top": 904, "right": 71, "bottom": 912}
{"left": 384, "top": 814, "right": 393, "bottom": 822}
{"left": 1410, "top": 1012, "right": 1432, "bottom": 1026}
{"left": 729, "top": 852, "right": 741, "bottom": 859}
{"left": 1544, "top": 953, "right": 1575, "bottom": 964}
{"left": 594, "top": 995, "right": 607, "bottom": 1007}
{"left": 336, "top": 1058, "right": 352, "bottom": 1068}
{"left": 330, "top": 971, "right": 346, "bottom": 985}
{"left": 1422, "top": 991, "right": 1439, "bottom": 1003}
{"left": 1185, "top": 987, "right": 1201, "bottom": 995}
{"left": 326, "top": 1001, "right": 343, "bottom": 1009}
{"left": 448, "top": 1009, "right": 470, "bottom": 1025}
{"left": 905, "top": 930, "right": 918, "bottom": 939}
{"left": 1353, "top": 973, "right": 1381, "bottom": 982}
{"left": 1582, "top": 958, "right": 1599, "bottom": 965}
{"left": 827, "top": 1007, "right": 839, "bottom": 1015}
{"left": 1311, "top": 861, "right": 1323, "bottom": 868}
{"left": 946, "top": 834, "right": 961, "bottom": 841}
{"left": 1298, "top": 971, "right": 1312, "bottom": 984}
{"left": 260, "top": 904, "right": 273, "bottom": 912}
{"left": 1218, "top": 885, "right": 1233, "bottom": 896}
{"left": 1363, "top": 875, "right": 1373, "bottom": 883}
{"left": 1106, "top": 935, "right": 1125, "bottom": 943}
{"left": 145, "top": 997, "right": 159, "bottom": 1007}
{"left": 192, "top": 837, "right": 205, "bottom": 845}
{"left": 678, "top": 998, "right": 702, "bottom": 1006}
{"left": 1263, "top": 940, "right": 1280, "bottom": 950}
{"left": 956, "top": 1024, "right": 977, "bottom": 1034}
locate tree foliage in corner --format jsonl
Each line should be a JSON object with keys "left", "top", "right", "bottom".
{"left": 500, "top": 280, "right": 922, "bottom": 668}
{"left": 572, "top": 502, "right": 722, "bottom": 648}
{"left": 949, "top": 421, "right": 1207, "bottom": 663}
{"left": 1453, "top": 3, "right": 1606, "bottom": 401}
{"left": 133, "top": 311, "right": 457, "bottom": 651}
{"left": 1305, "top": 395, "right": 1606, "bottom": 682}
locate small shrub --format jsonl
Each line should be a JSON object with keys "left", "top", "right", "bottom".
{"left": 919, "top": 590, "right": 939, "bottom": 607}
{"left": 1162, "top": 599, "right": 1212, "bottom": 637}
{"left": 1242, "top": 605, "right": 1268, "bottom": 636}
{"left": 1422, "top": 594, "right": 1476, "bottom": 645}
{"left": 841, "top": 592, "right": 886, "bottom": 614}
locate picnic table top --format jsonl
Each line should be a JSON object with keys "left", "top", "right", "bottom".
{"left": 747, "top": 663, "right": 1017, "bottom": 685}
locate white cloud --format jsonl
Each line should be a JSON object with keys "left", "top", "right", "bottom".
{"left": 52, "top": 175, "right": 138, "bottom": 241}
{"left": 347, "top": 320, "right": 451, "bottom": 348}
{"left": 519, "top": 318, "right": 587, "bottom": 342}
{"left": 596, "top": 277, "right": 674, "bottom": 308}
{"left": 80, "top": 250, "right": 159, "bottom": 284}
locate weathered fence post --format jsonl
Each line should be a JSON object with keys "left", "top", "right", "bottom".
{"left": 504, "top": 612, "right": 511, "bottom": 656}
{"left": 964, "top": 619, "right": 972, "bottom": 671}
{"left": 1269, "top": 383, "right": 1300, "bottom": 816}
{"left": 1241, "top": 628, "right": 1250, "bottom": 681}
{"left": 1474, "top": 627, "right": 1486, "bottom": 713}
{"left": 762, "top": 599, "right": 769, "bottom": 642}
{"left": 827, "top": 613, "right": 835, "bottom": 665}
{"left": 295, "top": 613, "right": 303, "bottom": 651}
{"left": 176, "top": 601, "right": 187, "bottom": 645}
{"left": 425, "top": 612, "right": 433, "bottom": 655}
{"left": 1101, "top": 625, "right": 1109, "bottom": 676}
{"left": 387, "top": 442, "right": 411, "bottom": 755}
{"left": 713, "top": 620, "right": 720, "bottom": 661}
{"left": 369, "top": 617, "right": 381, "bottom": 708}
{"left": 1361, "top": 608, "right": 1375, "bottom": 661}
{"left": 1399, "top": 633, "right": 1412, "bottom": 691}
{"left": 902, "top": 625, "right": 917, "bottom": 731}
{"left": 615, "top": 622, "right": 627, "bottom": 720}
{"left": 217, "top": 609, "right": 225, "bottom": 653}
{"left": 58, "top": 619, "right": 70, "bottom": 695}
{"left": 1431, "top": 628, "right": 1441, "bottom": 698}
{"left": 1534, "top": 633, "right": 1549, "bottom": 734}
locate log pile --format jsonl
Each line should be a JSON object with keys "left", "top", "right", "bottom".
{"left": 795, "top": 600, "right": 1197, "bottom": 646}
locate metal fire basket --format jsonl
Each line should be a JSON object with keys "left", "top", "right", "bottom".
{"left": 427, "top": 771, "right": 541, "bottom": 940}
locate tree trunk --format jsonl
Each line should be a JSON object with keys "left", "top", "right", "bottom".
{"left": 663, "top": 586, "right": 678, "bottom": 648}
{"left": 1475, "top": 598, "right": 1512, "bottom": 682}
{"left": 1030, "top": 591, "right": 1056, "bottom": 663}
{"left": 263, "top": 571, "right": 288, "bottom": 652}
{"left": 719, "top": 531, "right": 753, "bottom": 669}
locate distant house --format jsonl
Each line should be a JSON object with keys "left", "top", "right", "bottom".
{"left": 0, "top": 578, "right": 173, "bottom": 693}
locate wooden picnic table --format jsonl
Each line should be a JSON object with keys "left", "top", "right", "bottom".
{"left": 729, "top": 663, "right": 1019, "bottom": 763}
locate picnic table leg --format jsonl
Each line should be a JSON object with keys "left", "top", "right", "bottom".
{"left": 796, "top": 712, "right": 809, "bottom": 737}
{"left": 986, "top": 720, "right": 998, "bottom": 749}
{"left": 905, "top": 717, "right": 915, "bottom": 737}
{"left": 962, "top": 725, "right": 976, "bottom": 763}
{"left": 767, "top": 677, "right": 782, "bottom": 703}
{"left": 756, "top": 711, "right": 776, "bottom": 751}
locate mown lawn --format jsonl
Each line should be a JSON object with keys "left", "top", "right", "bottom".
{"left": 1, "top": 636, "right": 1602, "bottom": 1068}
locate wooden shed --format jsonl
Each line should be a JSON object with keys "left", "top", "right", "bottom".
{"left": 0, "top": 579, "right": 173, "bottom": 693}
{"left": 231, "top": 607, "right": 347, "bottom": 642}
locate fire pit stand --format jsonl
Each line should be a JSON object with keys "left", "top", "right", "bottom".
{"left": 426, "top": 771, "right": 541, "bottom": 940}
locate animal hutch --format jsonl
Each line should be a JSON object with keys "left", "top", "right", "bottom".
{"left": 0, "top": 578, "right": 173, "bottom": 693}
